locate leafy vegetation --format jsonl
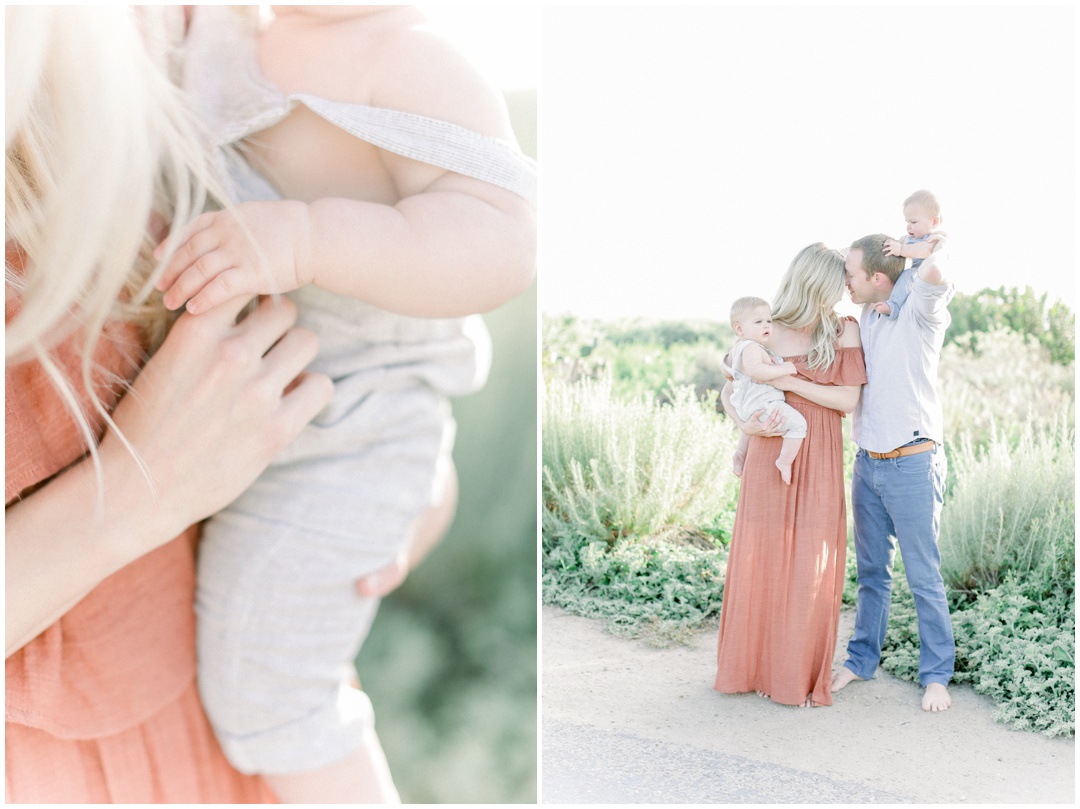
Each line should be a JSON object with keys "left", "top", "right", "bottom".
{"left": 543, "top": 288, "right": 1075, "bottom": 735}
{"left": 948, "top": 285, "right": 1074, "bottom": 364}
{"left": 354, "top": 90, "right": 537, "bottom": 804}
{"left": 542, "top": 379, "right": 736, "bottom": 641}
{"left": 361, "top": 285, "right": 537, "bottom": 803}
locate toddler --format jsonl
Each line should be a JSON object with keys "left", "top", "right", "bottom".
{"left": 876, "top": 189, "right": 945, "bottom": 317}
{"left": 728, "top": 297, "right": 807, "bottom": 485}
{"left": 158, "top": 6, "right": 536, "bottom": 803}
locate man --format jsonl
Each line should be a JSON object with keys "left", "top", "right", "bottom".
{"left": 832, "top": 234, "right": 955, "bottom": 712}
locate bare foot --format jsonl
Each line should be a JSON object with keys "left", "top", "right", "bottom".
{"left": 775, "top": 458, "right": 792, "bottom": 484}
{"left": 800, "top": 694, "right": 813, "bottom": 708}
{"left": 755, "top": 690, "right": 770, "bottom": 700}
{"left": 733, "top": 451, "right": 746, "bottom": 478}
{"left": 922, "top": 682, "right": 952, "bottom": 712}
{"left": 830, "top": 666, "right": 863, "bottom": 693}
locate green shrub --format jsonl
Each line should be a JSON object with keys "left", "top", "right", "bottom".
{"left": 940, "top": 329, "right": 1074, "bottom": 451}
{"left": 880, "top": 577, "right": 1074, "bottom": 737}
{"left": 939, "top": 418, "right": 1074, "bottom": 597}
{"left": 947, "top": 286, "right": 1074, "bottom": 365}
{"left": 542, "top": 378, "right": 739, "bottom": 641}
{"left": 543, "top": 378, "right": 739, "bottom": 545}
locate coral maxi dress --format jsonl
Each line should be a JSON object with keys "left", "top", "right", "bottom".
{"left": 4, "top": 251, "right": 276, "bottom": 802}
{"left": 715, "top": 324, "right": 866, "bottom": 707}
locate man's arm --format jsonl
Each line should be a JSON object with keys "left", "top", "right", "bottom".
{"left": 917, "top": 237, "right": 949, "bottom": 285}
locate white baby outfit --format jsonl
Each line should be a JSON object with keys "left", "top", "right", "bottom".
{"left": 183, "top": 7, "right": 536, "bottom": 775}
{"left": 729, "top": 340, "right": 807, "bottom": 439}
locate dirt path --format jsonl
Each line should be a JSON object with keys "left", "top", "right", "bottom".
{"left": 541, "top": 605, "right": 1074, "bottom": 804}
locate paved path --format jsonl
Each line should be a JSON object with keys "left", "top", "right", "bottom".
{"left": 541, "top": 606, "right": 1075, "bottom": 804}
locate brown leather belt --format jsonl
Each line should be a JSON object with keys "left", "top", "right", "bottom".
{"left": 866, "top": 441, "right": 936, "bottom": 460}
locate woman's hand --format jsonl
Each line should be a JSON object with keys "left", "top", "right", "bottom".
{"left": 740, "top": 408, "right": 786, "bottom": 437}
{"left": 103, "top": 293, "right": 333, "bottom": 543}
{"left": 6, "top": 292, "right": 333, "bottom": 655}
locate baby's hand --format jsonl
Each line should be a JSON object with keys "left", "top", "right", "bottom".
{"left": 872, "top": 301, "right": 892, "bottom": 315}
{"left": 154, "top": 200, "right": 314, "bottom": 313}
{"left": 779, "top": 360, "right": 798, "bottom": 375}
{"left": 882, "top": 238, "right": 904, "bottom": 257}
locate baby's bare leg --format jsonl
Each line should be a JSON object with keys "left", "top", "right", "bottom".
{"left": 732, "top": 433, "right": 750, "bottom": 477}
{"left": 264, "top": 720, "right": 400, "bottom": 804}
{"left": 775, "top": 436, "right": 802, "bottom": 485}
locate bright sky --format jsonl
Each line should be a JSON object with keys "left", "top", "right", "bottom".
{"left": 541, "top": 4, "right": 1077, "bottom": 322}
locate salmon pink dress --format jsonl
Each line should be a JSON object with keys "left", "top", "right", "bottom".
{"left": 5, "top": 251, "right": 277, "bottom": 802}
{"left": 714, "top": 326, "right": 866, "bottom": 707}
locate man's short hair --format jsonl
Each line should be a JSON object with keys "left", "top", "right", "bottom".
{"left": 729, "top": 296, "right": 770, "bottom": 328}
{"left": 850, "top": 234, "right": 906, "bottom": 283}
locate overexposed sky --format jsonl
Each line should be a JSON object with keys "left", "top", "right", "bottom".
{"left": 541, "top": 4, "right": 1076, "bottom": 322}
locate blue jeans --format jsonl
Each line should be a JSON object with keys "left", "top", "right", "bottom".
{"left": 844, "top": 444, "right": 955, "bottom": 686}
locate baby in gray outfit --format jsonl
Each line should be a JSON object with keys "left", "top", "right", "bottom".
{"left": 728, "top": 297, "right": 806, "bottom": 485}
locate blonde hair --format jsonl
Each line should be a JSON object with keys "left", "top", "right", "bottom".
{"left": 904, "top": 188, "right": 941, "bottom": 219}
{"left": 729, "top": 296, "right": 770, "bottom": 329}
{"left": 770, "top": 243, "right": 846, "bottom": 371}
{"left": 5, "top": 6, "right": 223, "bottom": 491}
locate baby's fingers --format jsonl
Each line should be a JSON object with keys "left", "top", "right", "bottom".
{"left": 153, "top": 213, "right": 219, "bottom": 289}
{"left": 161, "top": 250, "right": 240, "bottom": 311}
{"left": 183, "top": 267, "right": 258, "bottom": 315}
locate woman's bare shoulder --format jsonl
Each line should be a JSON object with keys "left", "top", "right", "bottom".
{"left": 838, "top": 316, "right": 862, "bottom": 348}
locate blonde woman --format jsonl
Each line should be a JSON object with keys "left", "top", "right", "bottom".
{"left": 5, "top": 7, "right": 332, "bottom": 801}
{"left": 714, "top": 243, "right": 866, "bottom": 708}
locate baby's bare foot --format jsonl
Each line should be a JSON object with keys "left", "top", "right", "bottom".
{"left": 775, "top": 458, "right": 792, "bottom": 485}
{"left": 733, "top": 451, "right": 746, "bottom": 478}
{"left": 922, "top": 683, "right": 952, "bottom": 712}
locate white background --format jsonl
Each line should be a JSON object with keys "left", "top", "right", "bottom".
{"left": 540, "top": 3, "right": 1076, "bottom": 322}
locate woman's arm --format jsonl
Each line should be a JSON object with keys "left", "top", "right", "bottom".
{"left": 6, "top": 295, "right": 333, "bottom": 657}
{"left": 771, "top": 376, "right": 861, "bottom": 414}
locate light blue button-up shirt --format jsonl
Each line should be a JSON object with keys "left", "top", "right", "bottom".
{"left": 852, "top": 276, "right": 954, "bottom": 453}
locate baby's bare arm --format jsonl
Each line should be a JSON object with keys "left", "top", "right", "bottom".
{"left": 300, "top": 20, "right": 536, "bottom": 317}
{"left": 159, "top": 9, "right": 535, "bottom": 317}
{"left": 740, "top": 342, "right": 797, "bottom": 383}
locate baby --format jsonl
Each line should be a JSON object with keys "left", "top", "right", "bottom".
{"left": 157, "top": 6, "right": 536, "bottom": 804}
{"left": 877, "top": 189, "right": 945, "bottom": 317}
{"left": 728, "top": 297, "right": 807, "bottom": 485}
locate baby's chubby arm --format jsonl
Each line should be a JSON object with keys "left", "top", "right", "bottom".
{"left": 883, "top": 233, "right": 943, "bottom": 260}
{"left": 740, "top": 342, "right": 798, "bottom": 383}
{"left": 156, "top": 11, "right": 535, "bottom": 318}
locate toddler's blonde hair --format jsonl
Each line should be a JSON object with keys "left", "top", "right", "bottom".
{"left": 729, "top": 296, "right": 771, "bottom": 330}
{"left": 904, "top": 189, "right": 941, "bottom": 219}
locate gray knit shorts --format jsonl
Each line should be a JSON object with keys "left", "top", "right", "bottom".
{"left": 731, "top": 380, "right": 807, "bottom": 439}
{"left": 195, "top": 384, "right": 453, "bottom": 775}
